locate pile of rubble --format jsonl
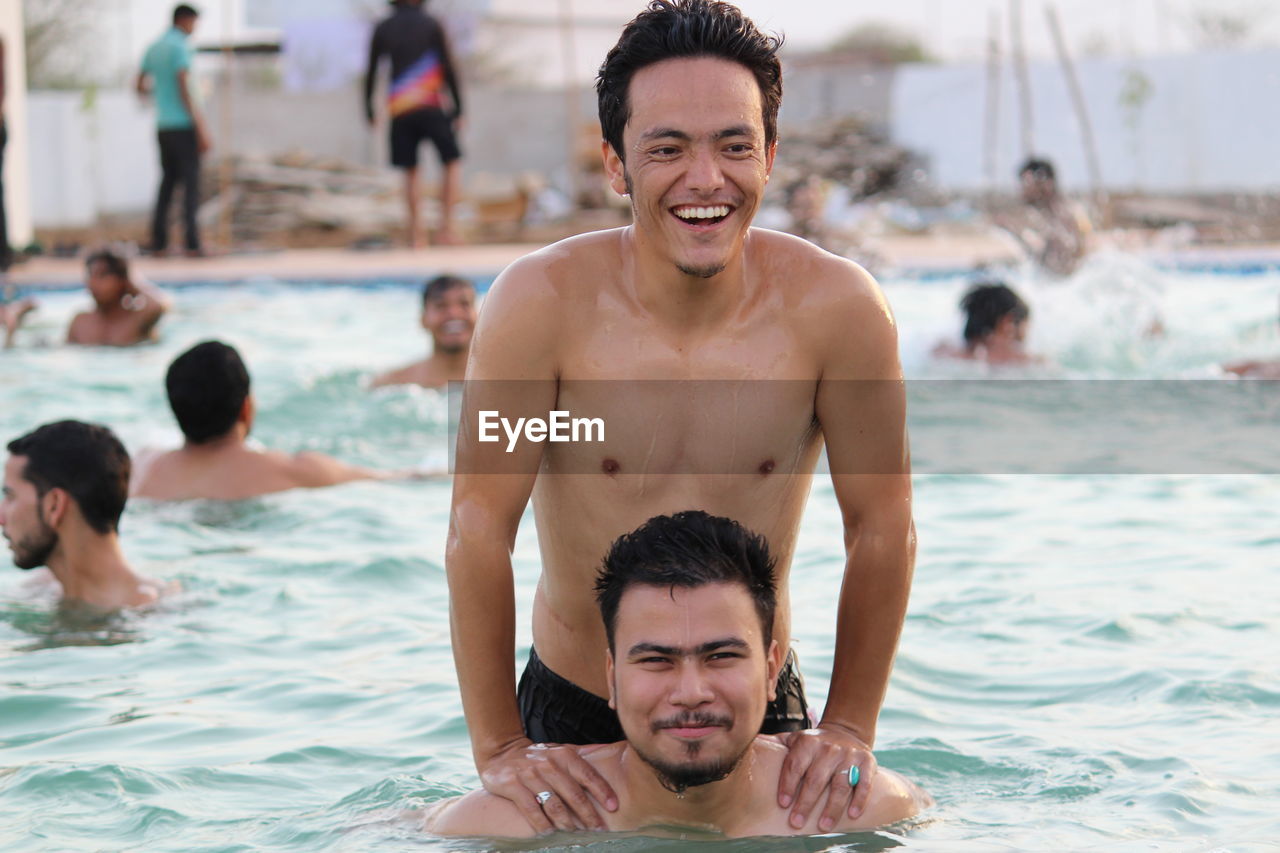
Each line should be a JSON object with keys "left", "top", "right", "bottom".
{"left": 197, "top": 151, "right": 406, "bottom": 249}
{"left": 773, "top": 116, "right": 921, "bottom": 201}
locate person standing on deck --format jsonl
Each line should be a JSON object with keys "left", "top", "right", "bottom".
{"left": 365, "top": 0, "right": 465, "bottom": 248}
{"left": 138, "top": 4, "right": 211, "bottom": 257}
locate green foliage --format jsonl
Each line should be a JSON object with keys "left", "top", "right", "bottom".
{"left": 824, "top": 22, "right": 934, "bottom": 65}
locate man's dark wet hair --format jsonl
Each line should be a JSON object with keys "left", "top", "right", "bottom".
{"left": 85, "top": 249, "right": 129, "bottom": 280}
{"left": 423, "top": 274, "right": 474, "bottom": 305}
{"left": 595, "top": 510, "right": 777, "bottom": 652}
{"left": 165, "top": 340, "right": 251, "bottom": 444}
{"left": 1019, "top": 157, "right": 1056, "bottom": 182}
{"left": 6, "top": 421, "right": 131, "bottom": 535}
{"left": 961, "top": 282, "right": 1030, "bottom": 345}
{"left": 174, "top": 4, "right": 199, "bottom": 24}
{"left": 596, "top": 0, "right": 783, "bottom": 162}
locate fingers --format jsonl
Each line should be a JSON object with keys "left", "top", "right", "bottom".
{"left": 847, "top": 752, "right": 878, "bottom": 819}
{"left": 817, "top": 764, "right": 858, "bottom": 832}
{"left": 787, "top": 748, "right": 845, "bottom": 831}
{"left": 564, "top": 750, "right": 620, "bottom": 814}
{"left": 776, "top": 737, "right": 805, "bottom": 809}
{"left": 508, "top": 783, "right": 554, "bottom": 836}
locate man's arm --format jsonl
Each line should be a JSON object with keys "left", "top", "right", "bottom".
{"left": 124, "top": 277, "right": 172, "bottom": 336}
{"left": 175, "top": 69, "right": 209, "bottom": 153}
{"left": 778, "top": 258, "right": 915, "bottom": 831}
{"left": 446, "top": 254, "right": 616, "bottom": 834}
{"left": 363, "top": 25, "right": 382, "bottom": 125}
{"left": 438, "top": 24, "right": 463, "bottom": 120}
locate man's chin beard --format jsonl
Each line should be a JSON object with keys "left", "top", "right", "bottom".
{"left": 10, "top": 527, "right": 57, "bottom": 571}
{"left": 676, "top": 261, "right": 727, "bottom": 280}
{"left": 634, "top": 743, "right": 747, "bottom": 795}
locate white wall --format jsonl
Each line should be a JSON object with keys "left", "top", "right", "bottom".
{"left": 0, "top": 0, "right": 32, "bottom": 246}
{"left": 28, "top": 91, "right": 159, "bottom": 229}
{"left": 890, "top": 49, "right": 1280, "bottom": 193}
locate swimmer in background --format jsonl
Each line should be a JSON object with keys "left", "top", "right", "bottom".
{"left": 426, "top": 512, "right": 930, "bottom": 838}
{"left": 933, "top": 282, "right": 1042, "bottom": 366}
{"left": 132, "top": 340, "right": 399, "bottom": 501}
{"left": 371, "top": 275, "right": 477, "bottom": 390}
{"left": 2, "top": 420, "right": 168, "bottom": 610}
{"left": 68, "top": 249, "right": 172, "bottom": 346}
{"left": 995, "top": 158, "right": 1091, "bottom": 278}
{"left": 1223, "top": 294, "right": 1280, "bottom": 378}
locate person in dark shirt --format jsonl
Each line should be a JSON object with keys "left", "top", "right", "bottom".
{"left": 365, "top": 0, "right": 465, "bottom": 248}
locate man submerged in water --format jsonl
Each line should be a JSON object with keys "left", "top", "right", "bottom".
{"left": 132, "top": 340, "right": 398, "bottom": 501}
{"left": 371, "top": 275, "right": 477, "bottom": 390}
{"left": 448, "top": 0, "right": 914, "bottom": 835}
{"left": 428, "top": 512, "right": 930, "bottom": 838}
{"left": 2, "top": 420, "right": 167, "bottom": 610}
{"left": 68, "top": 249, "right": 172, "bottom": 346}
{"left": 932, "top": 281, "right": 1042, "bottom": 366}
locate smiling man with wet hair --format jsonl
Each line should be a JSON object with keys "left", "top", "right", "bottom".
{"left": 428, "top": 512, "right": 929, "bottom": 838}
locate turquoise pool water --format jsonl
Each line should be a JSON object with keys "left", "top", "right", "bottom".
{"left": 2, "top": 259, "right": 1278, "bottom": 850}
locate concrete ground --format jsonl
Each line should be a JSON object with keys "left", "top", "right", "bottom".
{"left": 7, "top": 233, "right": 1280, "bottom": 289}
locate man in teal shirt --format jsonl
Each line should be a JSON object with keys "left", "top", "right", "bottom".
{"left": 137, "top": 4, "right": 209, "bottom": 256}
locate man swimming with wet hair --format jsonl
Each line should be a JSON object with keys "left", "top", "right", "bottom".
{"left": 68, "top": 249, "right": 172, "bottom": 346}
{"left": 2, "top": 420, "right": 167, "bottom": 610}
{"left": 371, "top": 274, "right": 477, "bottom": 389}
{"left": 132, "top": 340, "right": 395, "bottom": 500}
{"left": 427, "top": 511, "right": 930, "bottom": 838}
{"left": 933, "top": 281, "right": 1039, "bottom": 366}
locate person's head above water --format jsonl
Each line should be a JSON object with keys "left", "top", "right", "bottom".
{"left": 595, "top": 510, "right": 781, "bottom": 794}
{"left": 597, "top": 0, "right": 783, "bottom": 165}
{"left": 422, "top": 275, "right": 477, "bottom": 355}
{"left": 85, "top": 249, "right": 131, "bottom": 309}
{"left": 166, "top": 340, "right": 253, "bottom": 444}
{"left": 2, "top": 421, "right": 131, "bottom": 571}
{"left": 1018, "top": 157, "right": 1058, "bottom": 204}
{"left": 961, "top": 282, "right": 1029, "bottom": 348}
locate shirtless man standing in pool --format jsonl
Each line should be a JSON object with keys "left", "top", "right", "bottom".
{"left": 447, "top": 0, "right": 914, "bottom": 836}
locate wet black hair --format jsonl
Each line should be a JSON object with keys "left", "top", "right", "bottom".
{"left": 422, "top": 274, "right": 474, "bottom": 305}
{"left": 595, "top": 510, "right": 777, "bottom": 652}
{"left": 165, "top": 340, "right": 251, "bottom": 444}
{"left": 961, "top": 282, "right": 1030, "bottom": 344}
{"left": 7, "top": 421, "right": 131, "bottom": 535}
{"left": 85, "top": 248, "right": 129, "bottom": 280}
{"left": 174, "top": 4, "right": 199, "bottom": 24}
{"left": 1019, "top": 157, "right": 1056, "bottom": 182}
{"left": 596, "top": 0, "right": 783, "bottom": 162}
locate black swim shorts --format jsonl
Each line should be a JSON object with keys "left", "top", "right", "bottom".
{"left": 389, "top": 107, "right": 461, "bottom": 169}
{"left": 517, "top": 646, "right": 812, "bottom": 745}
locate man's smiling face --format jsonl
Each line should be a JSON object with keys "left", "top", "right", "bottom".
{"left": 607, "top": 581, "right": 780, "bottom": 794}
{"left": 605, "top": 56, "right": 776, "bottom": 280}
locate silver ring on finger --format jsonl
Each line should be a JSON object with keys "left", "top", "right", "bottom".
{"left": 535, "top": 790, "right": 554, "bottom": 806}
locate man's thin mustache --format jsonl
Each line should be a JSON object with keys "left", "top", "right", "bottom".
{"left": 651, "top": 712, "right": 731, "bottom": 732}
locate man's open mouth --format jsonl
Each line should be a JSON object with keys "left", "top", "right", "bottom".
{"left": 671, "top": 204, "right": 733, "bottom": 227}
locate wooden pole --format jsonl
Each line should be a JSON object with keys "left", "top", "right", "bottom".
{"left": 218, "top": 0, "right": 234, "bottom": 252}
{"left": 984, "top": 8, "right": 1002, "bottom": 199}
{"left": 559, "top": 0, "right": 580, "bottom": 210}
{"left": 1009, "top": 0, "right": 1034, "bottom": 160}
{"left": 1046, "top": 3, "right": 1108, "bottom": 222}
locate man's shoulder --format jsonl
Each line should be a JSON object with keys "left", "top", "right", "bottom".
{"left": 490, "top": 229, "right": 623, "bottom": 304}
{"left": 835, "top": 767, "right": 932, "bottom": 832}
{"left": 424, "top": 790, "right": 538, "bottom": 838}
{"left": 749, "top": 227, "right": 879, "bottom": 300}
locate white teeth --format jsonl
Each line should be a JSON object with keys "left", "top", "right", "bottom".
{"left": 442, "top": 320, "right": 469, "bottom": 333}
{"left": 674, "top": 205, "right": 731, "bottom": 221}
